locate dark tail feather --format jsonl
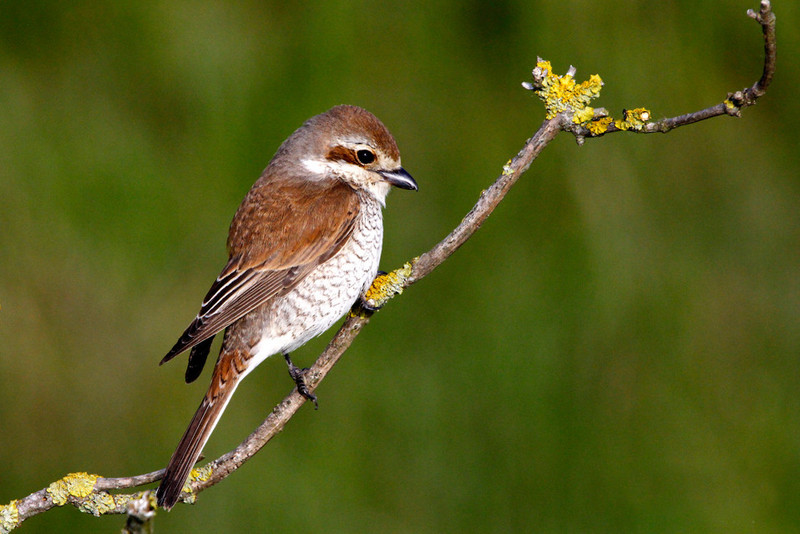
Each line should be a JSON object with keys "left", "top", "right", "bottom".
{"left": 156, "top": 382, "right": 237, "bottom": 510}
{"left": 185, "top": 337, "right": 214, "bottom": 383}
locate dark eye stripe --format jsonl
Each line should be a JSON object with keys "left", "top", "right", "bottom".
{"left": 325, "top": 146, "right": 377, "bottom": 167}
{"left": 325, "top": 146, "right": 359, "bottom": 165}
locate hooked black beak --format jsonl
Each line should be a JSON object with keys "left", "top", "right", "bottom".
{"left": 379, "top": 167, "right": 418, "bottom": 191}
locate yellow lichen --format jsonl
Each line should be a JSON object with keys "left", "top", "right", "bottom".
{"left": 724, "top": 99, "right": 736, "bottom": 109}
{"left": 0, "top": 500, "right": 19, "bottom": 534}
{"left": 77, "top": 491, "right": 116, "bottom": 517}
{"left": 189, "top": 464, "right": 213, "bottom": 483}
{"left": 528, "top": 59, "right": 656, "bottom": 135}
{"left": 174, "top": 464, "right": 214, "bottom": 506}
{"left": 362, "top": 260, "right": 416, "bottom": 310}
{"left": 47, "top": 472, "right": 99, "bottom": 506}
{"left": 614, "top": 107, "right": 651, "bottom": 131}
{"left": 587, "top": 117, "right": 613, "bottom": 135}
{"left": 531, "top": 60, "right": 604, "bottom": 121}
{"left": 572, "top": 107, "right": 596, "bottom": 124}
{"left": 502, "top": 160, "right": 514, "bottom": 176}
{"left": 634, "top": 108, "right": 651, "bottom": 122}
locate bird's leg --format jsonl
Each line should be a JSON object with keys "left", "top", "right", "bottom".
{"left": 283, "top": 352, "right": 318, "bottom": 409}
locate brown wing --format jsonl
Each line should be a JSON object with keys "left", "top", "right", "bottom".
{"left": 160, "top": 178, "right": 360, "bottom": 367}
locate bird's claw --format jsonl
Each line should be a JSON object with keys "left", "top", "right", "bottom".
{"left": 284, "top": 353, "right": 318, "bottom": 409}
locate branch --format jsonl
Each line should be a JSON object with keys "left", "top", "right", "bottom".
{"left": 0, "top": 472, "right": 159, "bottom": 534}
{"left": 0, "top": 2, "right": 777, "bottom": 531}
{"left": 523, "top": 0, "right": 776, "bottom": 141}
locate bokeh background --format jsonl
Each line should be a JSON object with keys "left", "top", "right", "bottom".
{"left": 1, "top": 1, "right": 798, "bottom": 532}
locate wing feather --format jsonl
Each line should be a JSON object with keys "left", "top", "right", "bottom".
{"left": 160, "top": 178, "right": 360, "bottom": 366}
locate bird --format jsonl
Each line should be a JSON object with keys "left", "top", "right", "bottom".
{"left": 155, "top": 105, "right": 417, "bottom": 510}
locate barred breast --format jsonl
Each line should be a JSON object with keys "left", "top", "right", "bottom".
{"left": 234, "top": 195, "right": 384, "bottom": 373}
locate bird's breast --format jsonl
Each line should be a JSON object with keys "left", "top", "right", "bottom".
{"left": 249, "top": 198, "right": 384, "bottom": 361}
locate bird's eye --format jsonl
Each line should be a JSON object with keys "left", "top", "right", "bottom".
{"left": 356, "top": 149, "right": 375, "bottom": 165}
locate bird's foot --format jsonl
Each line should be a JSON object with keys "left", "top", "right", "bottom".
{"left": 284, "top": 353, "right": 318, "bottom": 409}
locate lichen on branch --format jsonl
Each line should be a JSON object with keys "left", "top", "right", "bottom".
{"left": 522, "top": 58, "right": 651, "bottom": 137}
{"left": 523, "top": 59, "right": 604, "bottom": 122}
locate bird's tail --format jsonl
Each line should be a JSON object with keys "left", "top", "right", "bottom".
{"left": 156, "top": 365, "right": 240, "bottom": 510}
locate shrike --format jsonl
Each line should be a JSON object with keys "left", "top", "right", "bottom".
{"left": 156, "top": 105, "right": 417, "bottom": 509}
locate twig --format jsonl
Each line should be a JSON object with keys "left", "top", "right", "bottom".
{"left": 566, "top": 0, "right": 776, "bottom": 137}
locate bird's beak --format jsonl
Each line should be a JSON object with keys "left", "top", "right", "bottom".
{"left": 379, "top": 168, "right": 418, "bottom": 191}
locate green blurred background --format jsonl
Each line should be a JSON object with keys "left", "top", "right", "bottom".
{"left": 1, "top": 1, "right": 798, "bottom": 532}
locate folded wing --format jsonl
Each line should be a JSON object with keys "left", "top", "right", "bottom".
{"left": 160, "top": 178, "right": 360, "bottom": 375}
